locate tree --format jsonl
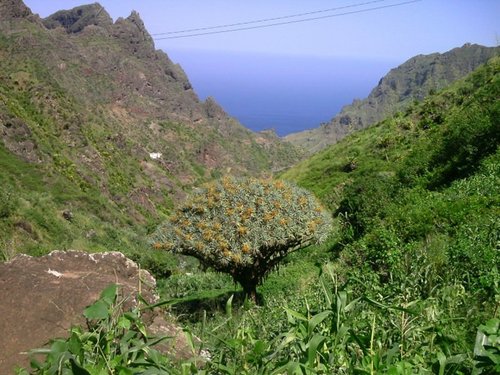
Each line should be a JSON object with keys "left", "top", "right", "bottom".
{"left": 151, "top": 176, "right": 332, "bottom": 302}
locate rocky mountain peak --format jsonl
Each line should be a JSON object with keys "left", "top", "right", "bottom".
{"left": 0, "top": 0, "right": 32, "bottom": 20}
{"left": 42, "top": 3, "right": 113, "bottom": 33}
{"left": 126, "top": 10, "right": 148, "bottom": 34}
{"left": 112, "top": 10, "right": 154, "bottom": 56}
{"left": 0, "top": 0, "right": 301, "bottom": 238}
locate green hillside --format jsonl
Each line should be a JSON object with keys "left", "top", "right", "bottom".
{"left": 282, "top": 56, "right": 499, "bottom": 298}
{"left": 285, "top": 44, "right": 500, "bottom": 155}
{"left": 0, "top": 1, "right": 300, "bottom": 260}
{"left": 2, "top": 2, "right": 500, "bottom": 373}
{"left": 10, "top": 57, "right": 499, "bottom": 373}
{"left": 24, "top": 54, "right": 498, "bottom": 374}
{"left": 276, "top": 56, "right": 499, "bottom": 371}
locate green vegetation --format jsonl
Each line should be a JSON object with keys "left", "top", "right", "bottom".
{"left": 151, "top": 176, "right": 332, "bottom": 302}
{"left": 177, "top": 56, "right": 498, "bottom": 372}
{"left": 0, "top": 139, "right": 154, "bottom": 260}
{"left": 18, "top": 56, "right": 499, "bottom": 373}
{"left": 285, "top": 44, "right": 500, "bottom": 154}
{"left": 279, "top": 56, "right": 499, "bottom": 371}
{"left": 0, "top": 14, "right": 300, "bottom": 260}
{"left": 2, "top": 6, "right": 499, "bottom": 372}
{"left": 17, "top": 284, "right": 196, "bottom": 375}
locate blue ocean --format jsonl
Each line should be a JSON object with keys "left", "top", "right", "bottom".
{"left": 167, "top": 50, "right": 397, "bottom": 136}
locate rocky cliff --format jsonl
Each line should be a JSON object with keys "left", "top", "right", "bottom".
{"left": 285, "top": 44, "right": 499, "bottom": 154}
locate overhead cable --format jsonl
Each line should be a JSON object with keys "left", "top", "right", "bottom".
{"left": 151, "top": 0, "right": 387, "bottom": 36}
{"left": 153, "top": 0, "right": 422, "bottom": 40}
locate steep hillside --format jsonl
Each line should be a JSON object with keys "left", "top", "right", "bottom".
{"left": 0, "top": 0, "right": 300, "bottom": 257}
{"left": 285, "top": 43, "right": 499, "bottom": 154}
{"left": 282, "top": 55, "right": 499, "bottom": 295}
{"left": 274, "top": 56, "right": 500, "bottom": 371}
{"left": 282, "top": 55, "right": 499, "bottom": 203}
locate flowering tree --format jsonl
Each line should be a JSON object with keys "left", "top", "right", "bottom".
{"left": 151, "top": 176, "right": 332, "bottom": 302}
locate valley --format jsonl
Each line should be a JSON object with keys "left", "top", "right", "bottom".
{"left": 0, "top": 1, "right": 499, "bottom": 373}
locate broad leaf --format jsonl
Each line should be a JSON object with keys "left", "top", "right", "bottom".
{"left": 83, "top": 300, "right": 109, "bottom": 320}
{"left": 100, "top": 283, "right": 118, "bottom": 304}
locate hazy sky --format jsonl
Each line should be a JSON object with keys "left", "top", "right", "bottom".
{"left": 24, "top": 0, "right": 499, "bottom": 59}
{"left": 23, "top": 0, "right": 500, "bottom": 134}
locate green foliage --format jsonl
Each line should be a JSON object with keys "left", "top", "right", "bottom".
{"left": 429, "top": 102, "right": 498, "bottom": 187}
{"left": 160, "top": 271, "right": 234, "bottom": 300}
{"left": 125, "top": 250, "right": 179, "bottom": 280}
{"left": 335, "top": 173, "right": 397, "bottom": 238}
{"left": 18, "top": 284, "right": 188, "bottom": 375}
{"left": 4, "top": 17, "right": 500, "bottom": 374}
{"left": 275, "top": 57, "right": 500, "bottom": 373}
{"left": 0, "top": 184, "right": 18, "bottom": 219}
{"left": 474, "top": 318, "right": 500, "bottom": 374}
{"left": 400, "top": 57, "right": 500, "bottom": 189}
{"left": 0, "top": 140, "right": 152, "bottom": 258}
{"left": 151, "top": 176, "right": 333, "bottom": 300}
{"left": 174, "top": 265, "right": 473, "bottom": 374}
{"left": 0, "top": 20, "right": 301, "bottom": 259}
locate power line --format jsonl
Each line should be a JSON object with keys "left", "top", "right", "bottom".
{"left": 153, "top": 0, "right": 422, "bottom": 41}
{"left": 151, "top": 0, "right": 386, "bottom": 36}
{"left": 2, "top": 0, "right": 422, "bottom": 50}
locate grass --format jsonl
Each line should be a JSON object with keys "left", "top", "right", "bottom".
{"left": 0, "top": 141, "right": 150, "bottom": 257}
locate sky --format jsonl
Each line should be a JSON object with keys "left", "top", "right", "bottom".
{"left": 24, "top": 0, "right": 499, "bottom": 135}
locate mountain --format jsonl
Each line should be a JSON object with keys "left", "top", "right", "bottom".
{"left": 0, "top": 0, "right": 300, "bottom": 256}
{"left": 285, "top": 43, "right": 499, "bottom": 154}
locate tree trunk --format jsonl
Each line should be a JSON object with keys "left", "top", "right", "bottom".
{"left": 243, "top": 283, "right": 258, "bottom": 304}
{"left": 236, "top": 272, "right": 259, "bottom": 304}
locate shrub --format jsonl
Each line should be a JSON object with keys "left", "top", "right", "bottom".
{"left": 151, "top": 176, "right": 332, "bottom": 302}
{"left": 0, "top": 185, "right": 18, "bottom": 219}
{"left": 428, "top": 102, "right": 499, "bottom": 188}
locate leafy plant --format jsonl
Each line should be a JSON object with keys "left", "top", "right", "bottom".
{"left": 0, "top": 185, "right": 18, "bottom": 219}
{"left": 18, "top": 284, "right": 181, "bottom": 375}
{"left": 473, "top": 318, "right": 500, "bottom": 374}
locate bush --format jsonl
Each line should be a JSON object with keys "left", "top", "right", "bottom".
{"left": 428, "top": 102, "right": 499, "bottom": 188}
{"left": 335, "top": 173, "right": 396, "bottom": 239}
{"left": 0, "top": 185, "right": 18, "bottom": 219}
{"left": 151, "top": 176, "right": 333, "bottom": 302}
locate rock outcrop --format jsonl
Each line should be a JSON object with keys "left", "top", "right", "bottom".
{"left": 42, "top": 3, "right": 113, "bottom": 33}
{"left": 0, "top": 0, "right": 32, "bottom": 20}
{"left": 0, "top": 251, "right": 192, "bottom": 373}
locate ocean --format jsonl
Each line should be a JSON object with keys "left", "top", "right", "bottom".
{"left": 167, "top": 49, "right": 397, "bottom": 136}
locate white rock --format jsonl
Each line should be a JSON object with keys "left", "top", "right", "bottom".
{"left": 149, "top": 152, "right": 162, "bottom": 160}
{"left": 47, "top": 269, "right": 63, "bottom": 278}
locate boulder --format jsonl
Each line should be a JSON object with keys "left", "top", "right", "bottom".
{"left": 0, "top": 250, "right": 192, "bottom": 373}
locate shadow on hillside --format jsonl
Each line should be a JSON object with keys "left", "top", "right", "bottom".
{"left": 171, "top": 290, "right": 260, "bottom": 322}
